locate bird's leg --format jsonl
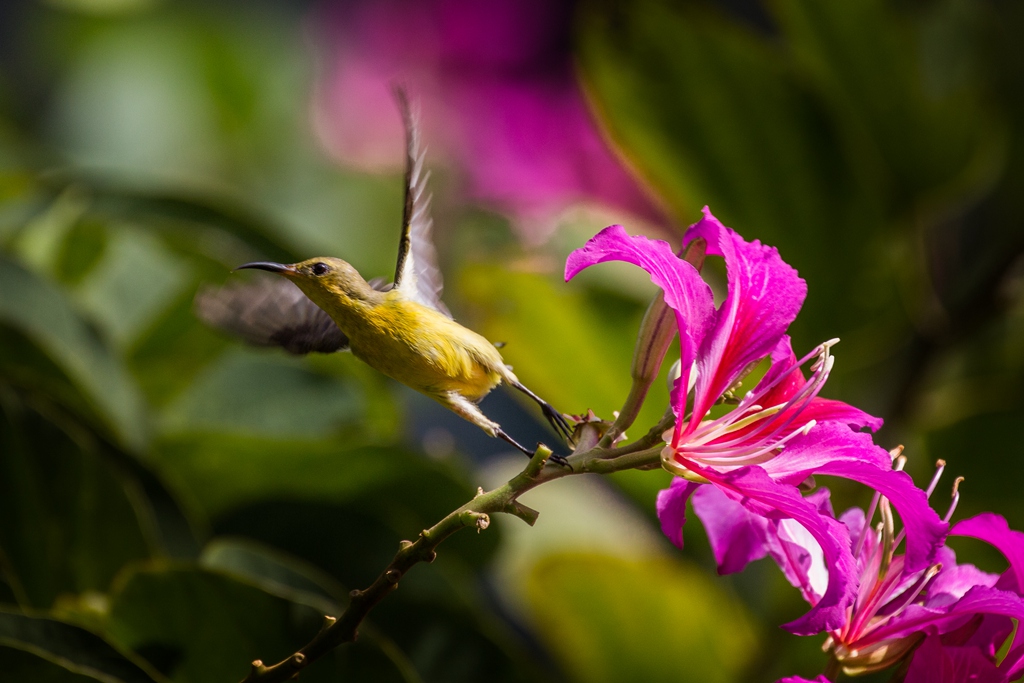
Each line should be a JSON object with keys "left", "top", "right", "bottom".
{"left": 508, "top": 380, "right": 574, "bottom": 444}
{"left": 495, "top": 428, "right": 534, "bottom": 456}
{"left": 441, "top": 392, "right": 570, "bottom": 468}
{"left": 492, "top": 429, "right": 571, "bottom": 469}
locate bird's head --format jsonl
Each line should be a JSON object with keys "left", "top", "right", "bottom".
{"left": 236, "top": 257, "right": 382, "bottom": 310}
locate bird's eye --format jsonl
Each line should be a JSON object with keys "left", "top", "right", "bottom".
{"left": 311, "top": 262, "right": 329, "bottom": 276}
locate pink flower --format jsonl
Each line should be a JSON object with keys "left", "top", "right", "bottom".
{"left": 728, "top": 461, "right": 1024, "bottom": 679}
{"left": 565, "top": 207, "right": 947, "bottom": 634}
{"left": 901, "top": 512, "right": 1024, "bottom": 682}
{"left": 310, "top": 0, "right": 661, "bottom": 241}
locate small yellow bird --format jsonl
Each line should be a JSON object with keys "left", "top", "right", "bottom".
{"left": 197, "top": 92, "right": 571, "bottom": 459}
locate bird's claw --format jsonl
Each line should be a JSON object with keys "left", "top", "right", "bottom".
{"left": 547, "top": 452, "right": 572, "bottom": 470}
{"left": 542, "top": 403, "right": 575, "bottom": 444}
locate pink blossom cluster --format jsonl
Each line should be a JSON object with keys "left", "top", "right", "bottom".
{"left": 567, "top": 209, "right": 1024, "bottom": 681}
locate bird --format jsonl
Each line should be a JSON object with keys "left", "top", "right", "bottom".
{"left": 196, "top": 90, "right": 572, "bottom": 460}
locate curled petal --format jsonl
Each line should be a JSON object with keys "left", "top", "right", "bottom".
{"left": 692, "top": 485, "right": 834, "bottom": 607}
{"left": 925, "top": 549, "right": 1000, "bottom": 609}
{"left": 904, "top": 635, "right": 1003, "bottom": 683}
{"left": 655, "top": 477, "right": 700, "bottom": 549}
{"left": 868, "top": 585, "right": 1024, "bottom": 645}
{"left": 565, "top": 225, "right": 716, "bottom": 418}
{"left": 682, "top": 462, "right": 857, "bottom": 635}
{"left": 766, "top": 488, "right": 835, "bottom": 605}
{"left": 691, "top": 485, "right": 770, "bottom": 574}
{"left": 952, "top": 513, "right": 1024, "bottom": 593}
{"left": 953, "top": 513, "right": 1024, "bottom": 672}
{"left": 684, "top": 208, "right": 807, "bottom": 431}
{"left": 760, "top": 422, "right": 892, "bottom": 483}
{"left": 755, "top": 336, "right": 883, "bottom": 433}
{"left": 761, "top": 424, "right": 947, "bottom": 574}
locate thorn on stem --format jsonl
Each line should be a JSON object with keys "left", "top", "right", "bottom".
{"left": 349, "top": 589, "right": 363, "bottom": 600}
{"left": 459, "top": 510, "right": 490, "bottom": 531}
{"left": 506, "top": 500, "right": 540, "bottom": 526}
{"left": 290, "top": 653, "right": 305, "bottom": 667}
{"left": 245, "top": 660, "right": 266, "bottom": 682}
{"left": 399, "top": 540, "right": 414, "bottom": 551}
{"left": 320, "top": 615, "right": 336, "bottom": 632}
{"left": 385, "top": 569, "right": 402, "bottom": 584}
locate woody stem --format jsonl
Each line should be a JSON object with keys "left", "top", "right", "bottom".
{"left": 240, "top": 430, "right": 667, "bottom": 683}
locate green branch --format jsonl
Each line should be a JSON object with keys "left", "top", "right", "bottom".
{"left": 241, "top": 421, "right": 668, "bottom": 683}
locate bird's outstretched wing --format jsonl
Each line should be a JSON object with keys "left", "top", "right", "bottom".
{"left": 392, "top": 89, "right": 452, "bottom": 318}
{"left": 195, "top": 279, "right": 349, "bottom": 355}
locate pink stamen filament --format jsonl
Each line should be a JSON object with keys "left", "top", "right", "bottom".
{"left": 690, "top": 345, "right": 834, "bottom": 456}
{"left": 685, "top": 419, "right": 817, "bottom": 466}
{"left": 864, "top": 564, "right": 942, "bottom": 633}
{"left": 848, "top": 557, "right": 908, "bottom": 639}
{"left": 944, "top": 477, "right": 964, "bottom": 523}
{"left": 673, "top": 340, "right": 832, "bottom": 448}
{"left": 925, "top": 460, "right": 947, "bottom": 498}
{"left": 854, "top": 492, "right": 882, "bottom": 559}
{"left": 893, "top": 460, "right": 946, "bottom": 550}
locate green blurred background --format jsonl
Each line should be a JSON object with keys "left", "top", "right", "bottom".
{"left": 1, "top": 0, "right": 1022, "bottom": 681}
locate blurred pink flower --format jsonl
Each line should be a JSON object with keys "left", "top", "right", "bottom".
{"left": 309, "top": 0, "right": 662, "bottom": 241}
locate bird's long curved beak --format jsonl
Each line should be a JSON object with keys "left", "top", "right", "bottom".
{"left": 235, "top": 261, "right": 298, "bottom": 275}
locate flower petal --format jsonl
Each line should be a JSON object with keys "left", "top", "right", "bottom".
{"left": 951, "top": 513, "right": 1024, "bottom": 594}
{"left": 681, "top": 461, "right": 857, "bottom": 635}
{"left": 754, "top": 336, "right": 883, "bottom": 433}
{"left": 762, "top": 423, "right": 947, "bottom": 574}
{"left": 766, "top": 488, "right": 835, "bottom": 604}
{"left": 868, "top": 585, "right": 1024, "bottom": 645}
{"left": 904, "top": 635, "right": 1004, "bottom": 683}
{"left": 925, "top": 549, "right": 1000, "bottom": 609}
{"left": 760, "top": 421, "right": 893, "bottom": 483}
{"left": 655, "top": 477, "right": 700, "bottom": 549}
{"left": 565, "top": 225, "right": 716, "bottom": 417}
{"left": 683, "top": 208, "right": 807, "bottom": 430}
{"left": 691, "top": 485, "right": 770, "bottom": 574}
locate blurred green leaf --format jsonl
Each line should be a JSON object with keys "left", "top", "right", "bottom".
{"left": 0, "top": 393, "right": 152, "bottom": 608}
{"left": 199, "top": 539, "right": 426, "bottom": 683}
{"left": 153, "top": 437, "right": 499, "bottom": 571}
{"left": 83, "top": 183, "right": 301, "bottom": 265}
{"left": 524, "top": 552, "right": 759, "bottom": 683}
{"left": 74, "top": 227, "right": 191, "bottom": 350}
{"left": 0, "top": 647, "right": 101, "bottom": 683}
{"left": 772, "top": 0, "right": 998, "bottom": 198}
{"left": 105, "top": 564, "right": 327, "bottom": 683}
{"left": 152, "top": 438, "right": 399, "bottom": 517}
{"left": 0, "top": 255, "right": 146, "bottom": 449}
{"left": 578, "top": 0, "right": 872, "bottom": 238}
{"left": 200, "top": 538, "right": 343, "bottom": 609}
{"left": 157, "top": 349, "right": 362, "bottom": 439}
{"left": 56, "top": 216, "right": 109, "bottom": 286}
{"left": 0, "top": 609, "right": 161, "bottom": 683}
